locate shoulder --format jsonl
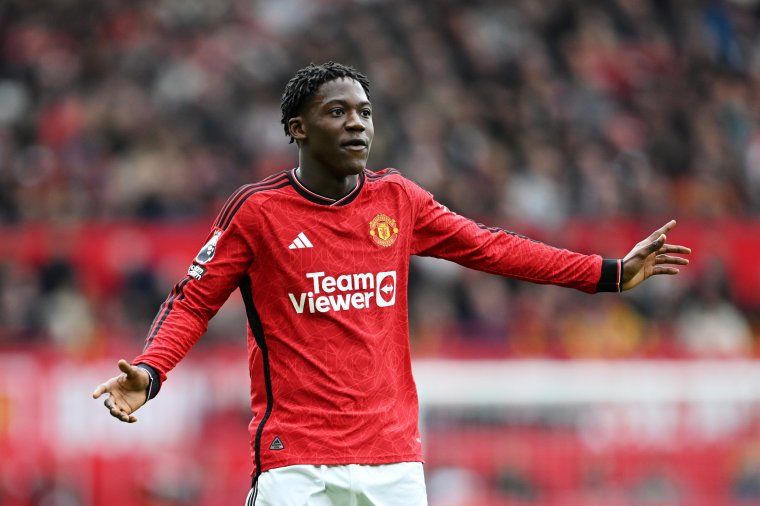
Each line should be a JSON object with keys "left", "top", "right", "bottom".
{"left": 365, "top": 167, "right": 403, "bottom": 182}
{"left": 214, "top": 170, "right": 292, "bottom": 229}
{"left": 364, "top": 168, "right": 415, "bottom": 193}
{"left": 365, "top": 168, "right": 431, "bottom": 201}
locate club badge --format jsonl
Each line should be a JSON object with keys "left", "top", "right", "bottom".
{"left": 369, "top": 214, "right": 399, "bottom": 247}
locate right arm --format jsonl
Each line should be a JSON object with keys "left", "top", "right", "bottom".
{"left": 132, "top": 217, "right": 253, "bottom": 382}
{"left": 92, "top": 188, "right": 256, "bottom": 421}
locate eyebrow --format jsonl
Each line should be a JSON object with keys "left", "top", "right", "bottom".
{"left": 322, "top": 99, "right": 372, "bottom": 108}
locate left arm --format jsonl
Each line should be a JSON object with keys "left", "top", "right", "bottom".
{"left": 406, "top": 180, "right": 618, "bottom": 293}
{"left": 405, "top": 179, "right": 689, "bottom": 292}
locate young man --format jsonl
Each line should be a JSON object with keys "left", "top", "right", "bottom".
{"left": 93, "top": 62, "right": 690, "bottom": 505}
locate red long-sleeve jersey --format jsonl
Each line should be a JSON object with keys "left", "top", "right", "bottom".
{"left": 133, "top": 168, "right": 621, "bottom": 476}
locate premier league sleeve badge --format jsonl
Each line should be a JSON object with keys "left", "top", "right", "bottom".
{"left": 195, "top": 230, "right": 222, "bottom": 264}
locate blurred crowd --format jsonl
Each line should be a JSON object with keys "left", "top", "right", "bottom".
{"left": 1, "top": 0, "right": 760, "bottom": 357}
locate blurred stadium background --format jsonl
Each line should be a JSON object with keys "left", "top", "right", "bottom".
{"left": 2, "top": 0, "right": 760, "bottom": 504}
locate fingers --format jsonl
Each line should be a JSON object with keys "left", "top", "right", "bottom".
{"left": 660, "top": 244, "right": 691, "bottom": 255}
{"left": 103, "top": 395, "right": 138, "bottom": 423}
{"left": 644, "top": 237, "right": 690, "bottom": 259}
{"left": 643, "top": 234, "right": 666, "bottom": 255}
{"left": 652, "top": 266, "right": 681, "bottom": 276}
{"left": 118, "top": 359, "right": 137, "bottom": 378}
{"left": 641, "top": 221, "right": 688, "bottom": 255}
{"left": 92, "top": 359, "right": 140, "bottom": 423}
{"left": 644, "top": 220, "right": 678, "bottom": 249}
{"left": 651, "top": 219, "right": 677, "bottom": 238}
{"left": 655, "top": 254, "right": 689, "bottom": 266}
{"left": 93, "top": 359, "right": 129, "bottom": 398}
{"left": 92, "top": 383, "right": 107, "bottom": 399}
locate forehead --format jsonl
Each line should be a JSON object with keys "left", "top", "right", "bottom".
{"left": 310, "top": 78, "right": 369, "bottom": 107}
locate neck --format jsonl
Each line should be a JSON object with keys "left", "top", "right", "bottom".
{"left": 294, "top": 166, "right": 361, "bottom": 201}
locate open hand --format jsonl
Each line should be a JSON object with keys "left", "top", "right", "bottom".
{"left": 92, "top": 359, "right": 150, "bottom": 423}
{"left": 621, "top": 220, "right": 691, "bottom": 291}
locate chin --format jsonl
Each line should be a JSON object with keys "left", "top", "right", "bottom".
{"left": 319, "top": 151, "right": 368, "bottom": 178}
{"left": 346, "top": 163, "right": 366, "bottom": 175}
{"left": 338, "top": 159, "right": 367, "bottom": 176}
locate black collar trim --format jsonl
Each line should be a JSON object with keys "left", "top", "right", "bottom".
{"left": 288, "top": 168, "right": 365, "bottom": 206}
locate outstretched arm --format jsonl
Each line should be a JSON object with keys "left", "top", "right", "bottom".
{"left": 92, "top": 359, "right": 150, "bottom": 423}
{"left": 621, "top": 220, "right": 691, "bottom": 291}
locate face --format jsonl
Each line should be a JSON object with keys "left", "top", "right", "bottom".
{"left": 291, "top": 78, "right": 374, "bottom": 177}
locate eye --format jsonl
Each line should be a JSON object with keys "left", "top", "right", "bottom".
{"left": 330, "top": 108, "right": 344, "bottom": 117}
{"left": 361, "top": 109, "right": 372, "bottom": 118}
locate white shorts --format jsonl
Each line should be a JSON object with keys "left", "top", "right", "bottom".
{"left": 245, "top": 462, "right": 427, "bottom": 506}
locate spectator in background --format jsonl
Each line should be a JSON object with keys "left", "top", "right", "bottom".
{"left": 731, "top": 437, "right": 760, "bottom": 502}
{"left": 675, "top": 258, "right": 753, "bottom": 358}
{"left": 1, "top": 0, "right": 760, "bottom": 222}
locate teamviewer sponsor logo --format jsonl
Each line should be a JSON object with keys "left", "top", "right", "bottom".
{"left": 375, "top": 271, "right": 396, "bottom": 307}
{"left": 288, "top": 271, "right": 397, "bottom": 314}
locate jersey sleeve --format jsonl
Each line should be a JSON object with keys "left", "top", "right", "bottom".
{"left": 132, "top": 191, "right": 255, "bottom": 385}
{"left": 405, "top": 178, "right": 621, "bottom": 293}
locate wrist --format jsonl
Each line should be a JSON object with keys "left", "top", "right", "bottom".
{"left": 596, "top": 258, "right": 623, "bottom": 293}
{"left": 136, "top": 363, "right": 161, "bottom": 400}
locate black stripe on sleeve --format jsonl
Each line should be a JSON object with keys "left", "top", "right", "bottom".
{"left": 143, "top": 276, "right": 192, "bottom": 351}
{"left": 215, "top": 173, "right": 290, "bottom": 229}
{"left": 239, "top": 277, "right": 273, "bottom": 478}
{"left": 219, "top": 181, "right": 290, "bottom": 230}
{"left": 474, "top": 221, "right": 545, "bottom": 244}
{"left": 143, "top": 177, "right": 290, "bottom": 353}
{"left": 365, "top": 168, "right": 400, "bottom": 180}
{"left": 214, "top": 184, "right": 253, "bottom": 229}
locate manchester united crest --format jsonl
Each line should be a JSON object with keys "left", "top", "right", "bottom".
{"left": 369, "top": 214, "right": 399, "bottom": 247}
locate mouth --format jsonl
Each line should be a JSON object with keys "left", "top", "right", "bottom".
{"left": 341, "top": 139, "right": 368, "bottom": 151}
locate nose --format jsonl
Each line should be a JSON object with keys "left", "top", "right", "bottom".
{"left": 345, "top": 110, "right": 365, "bottom": 131}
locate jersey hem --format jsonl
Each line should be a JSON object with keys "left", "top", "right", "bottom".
{"left": 253, "top": 453, "right": 425, "bottom": 476}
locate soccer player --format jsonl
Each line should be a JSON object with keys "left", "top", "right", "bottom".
{"left": 92, "top": 62, "right": 690, "bottom": 505}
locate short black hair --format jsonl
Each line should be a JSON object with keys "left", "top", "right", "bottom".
{"left": 280, "top": 62, "right": 371, "bottom": 143}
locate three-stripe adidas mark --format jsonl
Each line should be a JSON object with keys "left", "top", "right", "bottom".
{"left": 288, "top": 232, "right": 313, "bottom": 249}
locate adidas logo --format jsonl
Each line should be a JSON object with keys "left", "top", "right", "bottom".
{"left": 288, "top": 232, "right": 313, "bottom": 249}
{"left": 269, "top": 436, "right": 284, "bottom": 450}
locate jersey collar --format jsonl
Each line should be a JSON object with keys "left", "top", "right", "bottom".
{"left": 288, "top": 168, "right": 365, "bottom": 207}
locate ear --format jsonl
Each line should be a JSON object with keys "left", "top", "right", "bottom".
{"left": 288, "top": 117, "right": 306, "bottom": 142}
